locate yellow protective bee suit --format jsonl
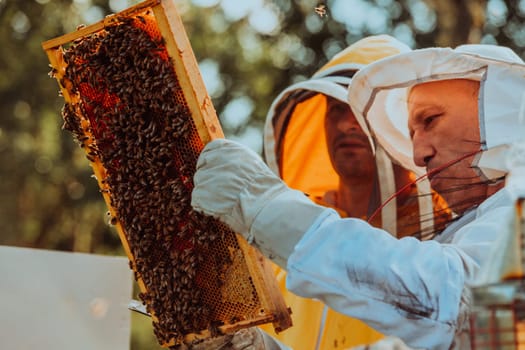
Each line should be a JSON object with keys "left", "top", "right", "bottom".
{"left": 260, "top": 35, "right": 451, "bottom": 350}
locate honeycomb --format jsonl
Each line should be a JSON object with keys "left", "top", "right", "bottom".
{"left": 42, "top": 1, "right": 291, "bottom": 347}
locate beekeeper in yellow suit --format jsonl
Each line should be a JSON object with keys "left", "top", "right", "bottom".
{"left": 259, "top": 35, "right": 451, "bottom": 350}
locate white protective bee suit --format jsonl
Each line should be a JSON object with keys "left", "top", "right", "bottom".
{"left": 191, "top": 44, "right": 525, "bottom": 350}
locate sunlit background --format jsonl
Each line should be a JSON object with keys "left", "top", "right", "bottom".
{"left": 1, "top": 0, "right": 525, "bottom": 348}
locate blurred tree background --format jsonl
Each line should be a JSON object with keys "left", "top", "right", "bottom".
{"left": 1, "top": 0, "right": 524, "bottom": 348}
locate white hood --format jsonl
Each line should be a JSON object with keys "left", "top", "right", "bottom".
{"left": 263, "top": 74, "right": 353, "bottom": 176}
{"left": 348, "top": 44, "right": 525, "bottom": 180}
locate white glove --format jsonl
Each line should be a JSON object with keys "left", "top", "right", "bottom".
{"left": 182, "top": 327, "right": 291, "bottom": 350}
{"left": 192, "top": 139, "right": 287, "bottom": 236}
{"left": 192, "top": 139, "right": 330, "bottom": 268}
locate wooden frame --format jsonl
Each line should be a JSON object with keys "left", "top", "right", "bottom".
{"left": 42, "top": 0, "right": 292, "bottom": 346}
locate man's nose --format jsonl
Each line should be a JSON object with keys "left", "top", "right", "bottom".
{"left": 412, "top": 132, "right": 435, "bottom": 167}
{"left": 337, "top": 115, "right": 360, "bottom": 133}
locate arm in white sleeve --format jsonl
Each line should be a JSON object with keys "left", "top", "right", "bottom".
{"left": 285, "top": 213, "right": 461, "bottom": 349}
{"left": 279, "top": 192, "right": 514, "bottom": 350}
{"left": 191, "top": 140, "right": 514, "bottom": 349}
{"left": 248, "top": 189, "right": 336, "bottom": 268}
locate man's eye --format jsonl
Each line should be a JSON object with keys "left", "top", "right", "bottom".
{"left": 424, "top": 115, "right": 439, "bottom": 127}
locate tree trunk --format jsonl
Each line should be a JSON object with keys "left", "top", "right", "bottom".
{"left": 426, "top": 0, "right": 486, "bottom": 47}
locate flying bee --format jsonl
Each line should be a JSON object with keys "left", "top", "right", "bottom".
{"left": 315, "top": 4, "right": 328, "bottom": 18}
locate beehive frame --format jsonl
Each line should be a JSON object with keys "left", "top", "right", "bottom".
{"left": 42, "top": 0, "right": 292, "bottom": 347}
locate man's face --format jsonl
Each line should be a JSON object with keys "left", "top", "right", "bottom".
{"left": 324, "top": 97, "right": 375, "bottom": 180}
{"left": 408, "top": 79, "right": 484, "bottom": 213}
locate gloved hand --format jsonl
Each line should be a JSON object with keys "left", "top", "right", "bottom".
{"left": 192, "top": 139, "right": 330, "bottom": 268}
{"left": 182, "top": 327, "right": 290, "bottom": 350}
{"left": 192, "top": 139, "right": 288, "bottom": 237}
{"left": 350, "top": 336, "right": 417, "bottom": 350}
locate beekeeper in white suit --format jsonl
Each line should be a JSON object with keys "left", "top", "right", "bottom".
{"left": 191, "top": 43, "right": 525, "bottom": 349}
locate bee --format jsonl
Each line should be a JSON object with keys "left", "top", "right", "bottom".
{"left": 314, "top": 4, "right": 328, "bottom": 18}
{"left": 109, "top": 216, "right": 118, "bottom": 225}
{"left": 48, "top": 67, "right": 58, "bottom": 78}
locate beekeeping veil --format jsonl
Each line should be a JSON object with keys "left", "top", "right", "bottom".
{"left": 263, "top": 35, "right": 439, "bottom": 237}
{"left": 349, "top": 44, "right": 525, "bottom": 185}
